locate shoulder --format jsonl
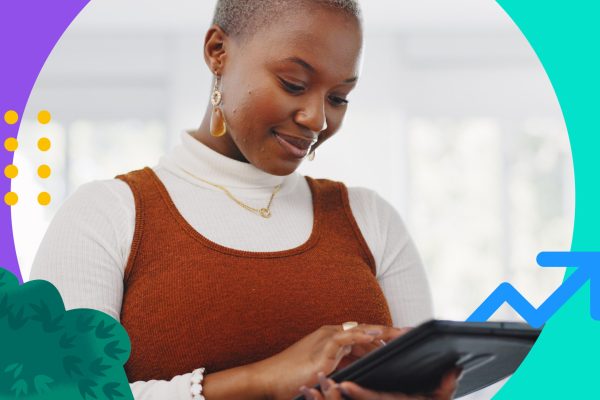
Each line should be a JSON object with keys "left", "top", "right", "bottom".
{"left": 49, "top": 179, "right": 135, "bottom": 253}
{"left": 37, "top": 178, "right": 136, "bottom": 270}
{"left": 59, "top": 179, "right": 134, "bottom": 218}
{"left": 30, "top": 179, "right": 136, "bottom": 319}
{"left": 346, "top": 186, "right": 405, "bottom": 227}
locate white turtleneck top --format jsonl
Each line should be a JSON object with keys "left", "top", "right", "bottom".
{"left": 29, "top": 131, "right": 432, "bottom": 399}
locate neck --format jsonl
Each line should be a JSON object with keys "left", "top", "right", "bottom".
{"left": 159, "top": 131, "right": 293, "bottom": 192}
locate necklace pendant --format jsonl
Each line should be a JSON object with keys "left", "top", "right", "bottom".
{"left": 259, "top": 208, "right": 272, "bottom": 218}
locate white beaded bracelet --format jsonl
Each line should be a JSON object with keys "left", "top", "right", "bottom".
{"left": 190, "top": 368, "right": 206, "bottom": 400}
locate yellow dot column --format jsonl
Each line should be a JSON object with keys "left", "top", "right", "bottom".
{"left": 3, "top": 110, "right": 20, "bottom": 206}
{"left": 37, "top": 112, "right": 53, "bottom": 206}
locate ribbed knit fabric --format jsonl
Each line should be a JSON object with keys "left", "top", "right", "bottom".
{"left": 116, "top": 167, "right": 392, "bottom": 381}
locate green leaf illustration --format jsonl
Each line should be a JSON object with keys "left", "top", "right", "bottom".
{"left": 30, "top": 300, "right": 65, "bottom": 332}
{"left": 45, "top": 315, "right": 65, "bottom": 332}
{"left": 8, "top": 306, "right": 28, "bottom": 329}
{"left": 103, "top": 382, "right": 124, "bottom": 400}
{"left": 89, "top": 357, "right": 111, "bottom": 377}
{"left": 76, "top": 314, "right": 95, "bottom": 333}
{"left": 30, "top": 300, "right": 52, "bottom": 322}
{"left": 78, "top": 379, "right": 98, "bottom": 399}
{"left": 4, "top": 362, "right": 19, "bottom": 372}
{"left": 104, "top": 341, "right": 127, "bottom": 360}
{"left": 60, "top": 332, "right": 77, "bottom": 349}
{"left": 4, "top": 362, "right": 23, "bottom": 379}
{"left": 95, "top": 320, "right": 116, "bottom": 339}
{"left": 63, "top": 355, "right": 83, "bottom": 377}
{"left": 33, "top": 374, "right": 54, "bottom": 394}
{"left": 0, "top": 269, "right": 6, "bottom": 287}
{"left": 13, "top": 364, "right": 23, "bottom": 379}
{"left": 0, "top": 269, "right": 134, "bottom": 399}
{"left": 0, "top": 294, "right": 12, "bottom": 318}
{"left": 10, "top": 379, "right": 28, "bottom": 397}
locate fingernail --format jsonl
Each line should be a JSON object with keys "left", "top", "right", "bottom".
{"left": 318, "top": 372, "right": 331, "bottom": 391}
{"left": 300, "top": 386, "right": 315, "bottom": 400}
{"left": 365, "top": 329, "right": 383, "bottom": 336}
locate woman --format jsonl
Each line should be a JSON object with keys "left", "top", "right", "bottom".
{"left": 30, "top": 0, "right": 459, "bottom": 399}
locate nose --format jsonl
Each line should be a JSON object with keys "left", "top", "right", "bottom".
{"left": 294, "top": 94, "right": 328, "bottom": 134}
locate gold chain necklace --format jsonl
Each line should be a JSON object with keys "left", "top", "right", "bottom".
{"left": 180, "top": 169, "right": 282, "bottom": 219}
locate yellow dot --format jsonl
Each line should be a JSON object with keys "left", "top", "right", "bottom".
{"left": 4, "top": 137, "right": 18, "bottom": 152}
{"left": 4, "top": 192, "right": 18, "bottom": 206}
{"left": 37, "top": 164, "right": 51, "bottom": 179}
{"left": 38, "top": 192, "right": 51, "bottom": 206}
{"left": 4, "top": 110, "right": 19, "bottom": 125}
{"left": 37, "top": 137, "right": 51, "bottom": 151}
{"left": 4, "top": 165, "right": 18, "bottom": 179}
{"left": 38, "top": 110, "right": 51, "bottom": 124}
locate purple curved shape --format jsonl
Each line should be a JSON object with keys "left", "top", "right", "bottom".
{"left": 0, "top": 0, "right": 91, "bottom": 283}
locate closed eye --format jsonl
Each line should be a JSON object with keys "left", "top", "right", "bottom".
{"left": 279, "top": 78, "right": 305, "bottom": 93}
{"left": 329, "top": 95, "right": 349, "bottom": 107}
{"left": 279, "top": 77, "right": 349, "bottom": 107}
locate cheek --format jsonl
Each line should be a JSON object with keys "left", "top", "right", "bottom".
{"left": 225, "top": 85, "right": 293, "bottom": 135}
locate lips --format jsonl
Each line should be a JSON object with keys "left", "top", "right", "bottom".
{"left": 273, "top": 130, "right": 315, "bottom": 158}
{"left": 273, "top": 131, "right": 314, "bottom": 150}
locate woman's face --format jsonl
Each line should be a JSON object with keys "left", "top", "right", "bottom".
{"left": 205, "top": 6, "right": 363, "bottom": 176}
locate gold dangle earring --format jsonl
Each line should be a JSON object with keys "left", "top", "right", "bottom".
{"left": 210, "top": 75, "right": 227, "bottom": 137}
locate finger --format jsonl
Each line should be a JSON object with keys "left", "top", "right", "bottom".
{"left": 338, "top": 381, "right": 401, "bottom": 400}
{"left": 383, "top": 326, "right": 412, "bottom": 341}
{"left": 334, "top": 344, "right": 353, "bottom": 367}
{"left": 322, "top": 330, "right": 377, "bottom": 364}
{"left": 300, "top": 385, "right": 324, "bottom": 400}
{"left": 319, "top": 372, "right": 344, "bottom": 400}
{"left": 349, "top": 341, "right": 382, "bottom": 358}
{"left": 353, "top": 324, "right": 411, "bottom": 343}
{"left": 431, "top": 368, "right": 461, "bottom": 400}
{"left": 350, "top": 327, "right": 412, "bottom": 358}
{"left": 346, "top": 324, "right": 395, "bottom": 337}
{"left": 339, "top": 382, "right": 433, "bottom": 400}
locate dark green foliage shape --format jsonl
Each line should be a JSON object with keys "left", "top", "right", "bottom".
{"left": 0, "top": 268, "right": 133, "bottom": 399}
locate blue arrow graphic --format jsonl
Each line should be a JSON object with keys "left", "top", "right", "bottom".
{"left": 467, "top": 252, "right": 600, "bottom": 328}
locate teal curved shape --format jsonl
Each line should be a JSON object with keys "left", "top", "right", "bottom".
{"left": 494, "top": 1, "right": 600, "bottom": 398}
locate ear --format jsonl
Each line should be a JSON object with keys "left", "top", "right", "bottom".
{"left": 204, "top": 25, "right": 228, "bottom": 75}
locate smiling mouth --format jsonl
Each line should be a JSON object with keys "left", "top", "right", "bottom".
{"left": 272, "top": 130, "right": 316, "bottom": 158}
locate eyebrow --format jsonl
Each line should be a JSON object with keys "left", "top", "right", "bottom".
{"left": 283, "top": 56, "right": 358, "bottom": 84}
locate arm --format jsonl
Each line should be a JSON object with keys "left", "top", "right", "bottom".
{"left": 347, "top": 187, "right": 434, "bottom": 326}
{"left": 28, "top": 180, "right": 266, "bottom": 399}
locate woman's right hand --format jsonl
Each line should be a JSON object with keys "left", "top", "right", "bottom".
{"left": 252, "top": 324, "right": 405, "bottom": 400}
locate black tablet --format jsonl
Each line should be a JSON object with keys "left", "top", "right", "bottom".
{"left": 293, "top": 320, "right": 540, "bottom": 399}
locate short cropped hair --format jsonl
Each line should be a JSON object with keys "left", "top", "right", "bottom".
{"left": 212, "top": 0, "right": 362, "bottom": 40}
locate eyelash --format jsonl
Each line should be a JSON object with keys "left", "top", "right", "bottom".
{"left": 279, "top": 78, "right": 349, "bottom": 107}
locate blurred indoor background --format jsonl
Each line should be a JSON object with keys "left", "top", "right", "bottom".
{"left": 14, "top": 1, "right": 573, "bottom": 398}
